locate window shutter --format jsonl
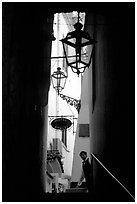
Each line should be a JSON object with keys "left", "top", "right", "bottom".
{"left": 79, "top": 124, "right": 89, "bottom": 137}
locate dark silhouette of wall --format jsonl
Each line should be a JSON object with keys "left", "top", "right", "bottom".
{"left": 2, "top": 3, "right": 54, "bottom": 201}
{"left": 88, "top": 3, "right": 135, "bottom": 201}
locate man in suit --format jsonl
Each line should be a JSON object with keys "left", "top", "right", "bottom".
{"left": 77, "top": 151, "right": 93, "bottom": 193}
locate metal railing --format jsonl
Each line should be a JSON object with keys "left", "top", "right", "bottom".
{"left": 91, "top": 153, "right": 135, "bottom": 201}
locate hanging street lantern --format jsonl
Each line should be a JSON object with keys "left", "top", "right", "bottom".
{"left": 60, "top": 12, "right": 96, "bottom": 76}
{"left": 51, "top": 67, "right": 67, "bottom": 95}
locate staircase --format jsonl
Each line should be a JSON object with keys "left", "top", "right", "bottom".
{"left": 65, "top": 187, "right": 87, "bottom": 193}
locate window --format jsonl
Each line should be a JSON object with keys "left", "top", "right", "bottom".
{"left": 79, "top": 124, "right": 89, "bottom": 137}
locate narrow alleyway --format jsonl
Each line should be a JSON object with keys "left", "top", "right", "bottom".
{"left": 2, "top": 2, "right": 134, "bottom": 202}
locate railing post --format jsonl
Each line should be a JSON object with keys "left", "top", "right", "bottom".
{"left": 90, "top": 154, "right": 94, "bottom": 196}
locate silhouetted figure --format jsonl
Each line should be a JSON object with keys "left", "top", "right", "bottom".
{"left": 77, "top": 151, "right": 93, "bottom": 193}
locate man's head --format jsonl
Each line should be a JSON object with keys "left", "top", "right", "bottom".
{"left": 79, "top": 151, "right": 87, "bottom": 161}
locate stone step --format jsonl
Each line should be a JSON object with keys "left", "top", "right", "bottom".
{"left": 65, "top": 188, "right": 87, "bottom": 193}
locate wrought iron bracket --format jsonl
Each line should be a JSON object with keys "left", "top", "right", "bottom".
{"left": 59, "top": 93, "right": 81, "bottom": 113}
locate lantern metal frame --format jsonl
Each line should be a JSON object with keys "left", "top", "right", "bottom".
{"left": 51, "top": 67, "right": 67, "bottom": 95}
{"left": 60, "top": 12, "right": 96, "bottom": 76}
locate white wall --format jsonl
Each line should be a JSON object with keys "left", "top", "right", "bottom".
{"left": 71, "top": 69, "right": 91, "bottom": 182}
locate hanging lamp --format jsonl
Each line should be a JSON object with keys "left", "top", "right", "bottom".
{"left": 51, "top": 67, "right": 67, "bottom": 95}
{"left": 60, "top": 12, "right": 96, "bottom": 76}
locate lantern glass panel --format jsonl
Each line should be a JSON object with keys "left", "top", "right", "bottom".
{"left": 60, "top": 76, "right": 67, "bottom": 90}
{"left": 64, "top": 43, "right": 76, "bottom": 65}
{"left": 81, "top": 44, "right": 93, "bottom": 66}
{"left": 67, "top": 37, "right": 76, "bottom": 45}
{"left": 51, "top": 74, "right": 61, "bottom": 89}
{"left": 81, "top": 37, "right": 90, "bottom": 45}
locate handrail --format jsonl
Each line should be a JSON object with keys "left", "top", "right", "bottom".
{"left": 91, "top": 153, "right": 135, "bottom": 201}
